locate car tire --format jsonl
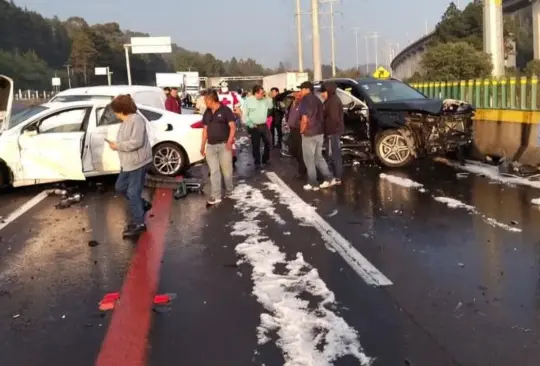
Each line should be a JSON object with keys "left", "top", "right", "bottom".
{"left": 375, "top": 129, "right": 415, "bottom": 168}
{"left": 151, "top": 142, "right": 187, "bottom": 177}
{"left": 0, "top": 162, "right": 11, "bottom": 191}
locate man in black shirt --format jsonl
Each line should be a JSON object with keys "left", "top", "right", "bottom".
{"left": 201, "top": 89, "right": 236, "bottom": 206}
{"left": 270, "top": 87, "right": 284, "bottom": 148}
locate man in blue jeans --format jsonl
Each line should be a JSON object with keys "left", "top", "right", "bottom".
{"left": 320, "top": 82, "right": 344, "bottom": 185}
{"left": 200, "top": 89, "right": 236, "bottom": 206}
{"left": 106, "top": 95, "right": 153, "bottom": 237}
{"left": 298, "top": 81, "right": 334, "bottom": 191}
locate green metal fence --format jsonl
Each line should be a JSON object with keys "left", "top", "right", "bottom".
{"left": 409, "top": 77, "right": 540, "bottom": 110}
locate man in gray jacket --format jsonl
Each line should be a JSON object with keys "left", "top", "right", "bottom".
{"left": 106, "top": 95, "right": 153, "bottom": 237}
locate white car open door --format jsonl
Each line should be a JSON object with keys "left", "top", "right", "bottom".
{"left": 18, "top": 107, "right": 90, "bottom": 181}
{"left": 0, "top": 75, "right": 14, "bottom": 133}
{"left": 87, "top": 104, "right": 122, "bottom": 173}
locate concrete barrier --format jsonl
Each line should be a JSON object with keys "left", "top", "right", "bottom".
{"left": 473, "top": 109, "right": 540, "bottom": 165}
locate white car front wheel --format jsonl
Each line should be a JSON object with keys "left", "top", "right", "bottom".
{"left": 151, "top": 142, "right": 186, "bottom": 176}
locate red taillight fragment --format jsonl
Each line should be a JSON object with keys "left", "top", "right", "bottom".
{"left": 190, "top": 121, "right": 204, "bottom": 128}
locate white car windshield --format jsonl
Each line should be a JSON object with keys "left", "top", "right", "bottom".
{"left": 7, "top": 105, "right": 49, "bottom": 129}
{"left": 359, "top": 80, "right": 426, "bottom": 102}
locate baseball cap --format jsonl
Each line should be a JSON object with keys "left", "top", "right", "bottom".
{"left": 299, "top": 81, "right": 314, "bottom": 90}
{"left": 319, "top": 84, "right": 328, "bottom": 93}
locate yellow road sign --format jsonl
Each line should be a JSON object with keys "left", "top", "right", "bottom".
{"left": 373, "top": 66, "right": 390, "bottom": 79}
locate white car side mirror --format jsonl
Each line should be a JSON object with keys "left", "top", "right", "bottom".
{"left": 23, "top": 129, "right": 38, "bottom": 137}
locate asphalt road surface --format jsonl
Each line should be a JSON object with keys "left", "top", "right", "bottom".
{"left": 0, "top": 138, "right": 539, "bottom": 366}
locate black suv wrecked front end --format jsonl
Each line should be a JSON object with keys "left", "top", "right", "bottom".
{"left": 373, "top": 98, "right": 475, "bottom": 158}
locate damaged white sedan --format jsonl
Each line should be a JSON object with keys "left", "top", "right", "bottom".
{"left": 0, "top": 75, "right": 205, "bottom": 188}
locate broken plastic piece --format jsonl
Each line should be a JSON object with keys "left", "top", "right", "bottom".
{"left": 99, "top": 292, "right": 121, "bottom": 311}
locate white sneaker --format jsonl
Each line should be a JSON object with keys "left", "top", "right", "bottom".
{"left": 330, "top": 178, "right": 342, "bottom": 186}
{"left": 303, "top": 184, "right": 320, "bottom": 191}
{"left": 319, "top": 181, "right": 332, "bottom": 189}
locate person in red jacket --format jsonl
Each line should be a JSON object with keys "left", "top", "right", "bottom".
{"left": 165, "top": 87, "right": 182, "bottom": 113}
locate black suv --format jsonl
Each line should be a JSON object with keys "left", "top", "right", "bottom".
{"left": 310, "top": 78, "right": 474, "bottom": 168}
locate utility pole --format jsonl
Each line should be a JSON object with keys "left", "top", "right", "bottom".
{"left": 64, "top": 64, "right": 72, "bottom": 89}
{"left": 352, "top": 27, "right": 361, "bottom": 71}
{"left": 320, "top": 0, "right": 340, "bottom": 77}
{"left": 311, "top": 0, "right": 322, "bottom": 81}
{"left": 295, "top": 0, "right": 304, "bottom": 72}
{"left": 366, "top": 32, "right": 380, "bottom": 68}
{"left": 363, "top": 35, "right": 369, "bottom": 75}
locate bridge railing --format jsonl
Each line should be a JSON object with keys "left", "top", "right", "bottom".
{"left": 409, "top": 77, "right": 540, "bottom": 111}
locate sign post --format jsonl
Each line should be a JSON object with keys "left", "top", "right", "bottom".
{"left": 124, "top": 37, "right": 172, "bottom": 85}
{"left": 52, "top": 77, "right": 61, "bottom": 92}
{"left": 95, "top": 67, "right": 112, "bottom": 85}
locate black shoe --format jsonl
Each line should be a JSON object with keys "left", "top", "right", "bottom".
{"left": 123, "top": 224, "right": 147, "bottom": 237}
{"left": 143, "top": 200, "right": 152, "bottom": 212}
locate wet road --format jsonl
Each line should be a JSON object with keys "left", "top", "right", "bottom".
{"left": 1, "top": 140, "right": 540, "bottom": 365}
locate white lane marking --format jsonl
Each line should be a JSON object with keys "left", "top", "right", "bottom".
{"left": 265, "top": 172, "right": 393, "bottom": 287}
{"left": 0, "top": 190, "right": 50, "bottom": 232}
{"left": 378, "top": 173, "right": 522, "bottom": 233}
{"left": 435, "top": 157, "right": 540, "bottom": 189}
{"left": 231, "top": 183, "right": 373, "bottom": 365}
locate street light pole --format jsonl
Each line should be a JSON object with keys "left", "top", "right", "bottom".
{"left": 321, "top": 0, "right": 339, "bottom": 77}
{"left": 363, "top": 35, "right": 369, "bottom": 75}
{"left": 124, "top": 44, "right": 132, "bottom": 85}
{"left": 352, "top": 27, "right": 361, "bottom": 71}
{"left": 295, "top": 0, "right": 304, "bottom": 72}
{"left": 64, "top": 64, "right": 72, "bottom": 88}
{"left": 311, "top": 0, "right": 322, "bottom": 81}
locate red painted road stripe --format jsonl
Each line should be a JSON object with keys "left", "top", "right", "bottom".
{"left": 96, "top": 189, "right": 173, "bottom": 366}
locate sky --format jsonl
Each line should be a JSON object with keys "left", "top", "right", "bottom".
{"left": 15, "top": 0, "right": 472, "bottom": 69}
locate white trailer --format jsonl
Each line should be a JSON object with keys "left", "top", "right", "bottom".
{"left": 262, "top": 72, "right": 309, "bottom": 92}
{"left": 155, "top": 73, "right": 183, "bottom": 88}
{"left": 177, "top": 71, "right": 200, "bottom": 97}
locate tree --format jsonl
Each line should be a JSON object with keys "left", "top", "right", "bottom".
{"left": 421, "top": 42, "right": 492, "bottom": 81}
{"left": 524, "top": 60, "right": 540, "bottom": 77}
{"left": 0, "top": 0, "right": 272, "bottom": 89}
{"left": 70, "top": 29, "right": 97, "bottom": 85}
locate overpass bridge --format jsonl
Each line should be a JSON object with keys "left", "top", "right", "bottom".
{"left": 391, "top": 0, "right": 538, "bottom": 80}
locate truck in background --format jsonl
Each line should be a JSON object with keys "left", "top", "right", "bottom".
{"left": 262, "top": 72, "right": 309, "bottom": 93}
{"left": 155, "top": 73, "right": 184, "bottom": 89}
{"left": 176, "top": 71, "right": 200, "bottom": 98}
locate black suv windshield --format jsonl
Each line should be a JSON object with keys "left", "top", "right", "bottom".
{"left": 357, "top": 79, "right": 425, "bottom": 103}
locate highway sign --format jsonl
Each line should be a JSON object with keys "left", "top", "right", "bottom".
{"left": 131, "top": 37, "right": 172, "bottom": 54}
{"left": 373, "top": 66, "right": 390, "bottom": 79}
{"left": 95, "top": 67, "right": 108, "bottom": 75}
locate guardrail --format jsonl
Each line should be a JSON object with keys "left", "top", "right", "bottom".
{"left": 409, "top": 78, "right": 540, "bottom": 111}
{"left": 13, "top": 90, "right": 55, "bottom": 101}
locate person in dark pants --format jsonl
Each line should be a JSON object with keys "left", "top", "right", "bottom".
{"left": 298, "top": 81, "right": 334, "bottom": 191}
{"left": 243, "top": 85, "right": 273, "bottom": 169}
{"left": 106, "top": 95, "right": 153, "bottom": 237}
{"left": 270, "top": 87, "right": 283, "bottom": 148}
{"left": 286, "top": 90, "right": 307, "bottom": 179}
{"left": 320, "top": 82, "right": 344, "bottom": 185}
